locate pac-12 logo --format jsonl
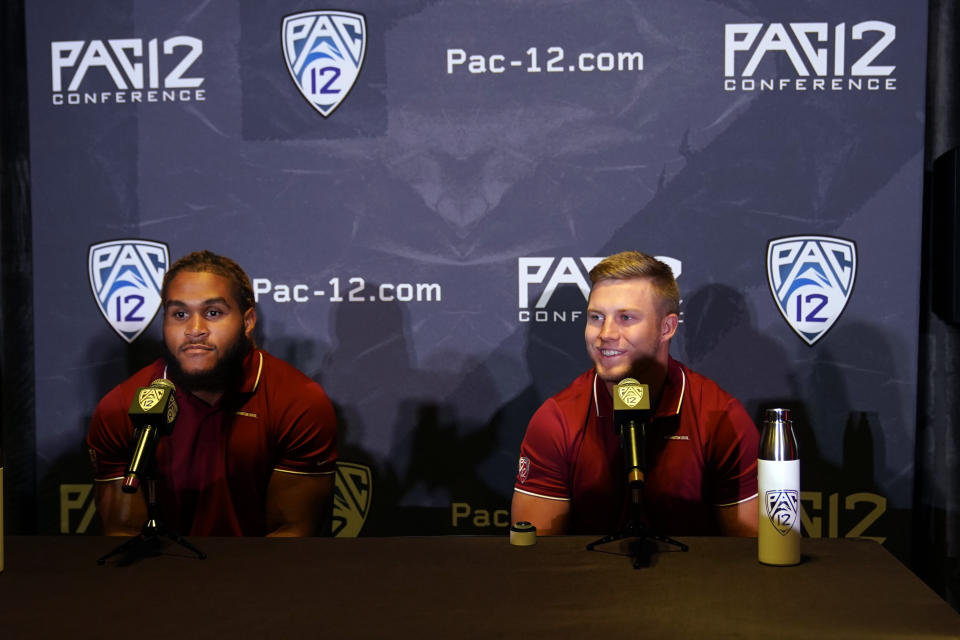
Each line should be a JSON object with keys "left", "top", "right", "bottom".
{"left": 518, "top": 256, "right": 682, "bottom": 323}
{"left": 88, "top": 239, "right": 169, "bottom": 343}
{"left": 51, "top": 36, "right": 205, "bottom": 106}
{"left": 282, "top": 11, "right": 366, "bottom": 117}
{"left": 332, "top": 461, "right": 372, "bottom": 537}
{"left": 767, "top": 235, "right": 856, "bottom": 346}
{"left": 765, "top": 489, "right": 799, "bottom": 536}
{"left": 724, "top": 22, "right": 896, "bottom": 91}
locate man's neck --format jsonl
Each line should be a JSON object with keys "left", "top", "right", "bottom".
{"left": 189, "top": 388, "right": 225, "bottom": 406}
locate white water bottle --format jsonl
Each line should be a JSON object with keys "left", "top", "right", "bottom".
{"left": 758, "top": 408, "right": 800, "bottom": 566}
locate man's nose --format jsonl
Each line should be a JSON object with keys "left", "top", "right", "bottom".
{"left": 598, "top": 317, "right": 617, "bottom": 340}
{"left": 186, "top": 315, "right": 208, "bottom": 336}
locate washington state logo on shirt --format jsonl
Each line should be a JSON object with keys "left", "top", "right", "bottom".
{"left": 517, "top": 456, "right": 530, "bottom": 484}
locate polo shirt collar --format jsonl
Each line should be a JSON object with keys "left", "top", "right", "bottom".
{"left": 239, "top": 349, "right": 265, "bottom": 393}
{"left": 592, "top": 356, "right": 686, "bottom": 420}
{"left": 655, "top": 357, "right": 686, "bottom": 418}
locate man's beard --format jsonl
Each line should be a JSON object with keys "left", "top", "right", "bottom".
{"left": 164, "top": 331, "right": 252, "bottom": 394}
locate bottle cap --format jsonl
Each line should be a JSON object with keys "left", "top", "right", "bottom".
{"left": 509, "top": 521, "right": 536, "bottom": 546}
{"left": 765, "top": 408, "right": 790, "bottom": 422}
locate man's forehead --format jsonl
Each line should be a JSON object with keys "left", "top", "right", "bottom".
{"left": 165, "top": 270, "right": 238, "bottom": 305}
{"left": 588, "top": 277, "right": 654, "bottom": 301}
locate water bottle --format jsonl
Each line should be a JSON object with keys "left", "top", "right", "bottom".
{"left": 758, "top": 408, "right": 800, "bottom": 565}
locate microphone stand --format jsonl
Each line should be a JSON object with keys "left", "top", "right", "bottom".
{"left": 588, "top": 382, "right": 689, "bottom": 567}
{"left": 586, "top": 483, "right": 688, "bottom": 568}
{"left": 97, "top": 474, "right": 206, "bottom": 565}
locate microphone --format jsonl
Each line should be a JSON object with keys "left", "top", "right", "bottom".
{"left": 122, "top": 378, "right": 178, "bottom": 494}
{"left": 613, "top": 378, "right": 651, "bottom": 487}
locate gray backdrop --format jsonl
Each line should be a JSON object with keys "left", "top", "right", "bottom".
{"left": 25, "top": 0, "right": 926, "bottom": 559}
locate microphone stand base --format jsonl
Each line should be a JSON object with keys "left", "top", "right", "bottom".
{"left": 586, "top": 521, "right": 688, "bottom": 569}
{"left": 97, "top": 519, "right": 206, "bottom": 565}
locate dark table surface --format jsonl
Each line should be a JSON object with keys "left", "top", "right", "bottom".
{"left": 0, "top": 535, "right": 957, "bottom": 639}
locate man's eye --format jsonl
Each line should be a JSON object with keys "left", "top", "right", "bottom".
{"left": 206, "top": 309, "right": 221, "bottom": 318}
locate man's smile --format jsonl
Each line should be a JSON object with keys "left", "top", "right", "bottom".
{"left": 598, "top": 348, "right": 625, "bottom": 358}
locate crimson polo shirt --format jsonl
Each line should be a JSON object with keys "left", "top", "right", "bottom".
{"left": 514, "top": 357, "right": 759, "bottom": 535}
{"left": 87, "top": 349, "right": 337, "bottom": 536}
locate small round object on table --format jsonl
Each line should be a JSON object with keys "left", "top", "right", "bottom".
{"left": 509, "top": 521, "right": 537, "bottom": 546}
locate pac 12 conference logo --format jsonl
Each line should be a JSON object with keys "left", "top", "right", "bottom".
{"left": 767, "top": 235, "right": 856, "bottom": 346}
{"left": 518, "top": 256, "right": 682, "bottom": 323}
{"left": 88, "top": 239, "right": 169, "bottom": 343}
{"left": 282, "top": 11, "right": 366, "bottom": 117}
{"left": 724, "top": 21, "right": 897, "bottom": 92}
{"left": 51, "top": 36, "right": 205, "bottom": 106}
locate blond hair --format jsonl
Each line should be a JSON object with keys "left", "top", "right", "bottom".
{"left": 589, "top": 251, "right": 680, "bottom": 316}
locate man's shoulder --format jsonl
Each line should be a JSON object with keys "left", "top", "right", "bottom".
{"left": 252, "top": 350, "right": 336, "bottom": 442}
{"left": 257, "top": 349, "right": 330, "bottom": 401}
{"left": 673, "top": 360, "right": 752, "bottom": 427}
{"left": 541, "top": 369, "right": 595, "bottom": 417}
{"left": 674, "top": 359, "right": 735, "bottom": 402}
{"left": 259, "top": 349, "right": 317, "bottom": 383}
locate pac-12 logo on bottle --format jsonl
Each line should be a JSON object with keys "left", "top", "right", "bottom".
{"left": 767, "top": 235, "right": 856, "bottom": 346}
{"left": 282, "top": 11, "right": 366, "bottom": 118}
{"left": 764, "top": 489, "right": 799, "bottom": 535}
{"left": 88, "top": 239, "right": 169, "bottom": 343}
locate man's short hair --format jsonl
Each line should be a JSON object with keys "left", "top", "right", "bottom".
{"left": 588, "top": 251, "right": 680, "bottom": 316}
{"left": 161, "top": 250, "right": 256, "bottom": 313}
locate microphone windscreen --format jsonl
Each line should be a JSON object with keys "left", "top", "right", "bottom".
{"left": 150, "top": 378, "right": 176, "bottom": 391}
{"left": 614, "top": 378, "right": 650, "bottom": 412}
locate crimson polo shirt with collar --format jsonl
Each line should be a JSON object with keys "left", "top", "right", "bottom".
{"left": 514, "top": 357, "right": 759, "bottom": 535}
{"left": 87, "top": 348, "right": 337, "bottom": 536}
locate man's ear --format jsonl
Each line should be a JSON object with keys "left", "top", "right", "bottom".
{"left": 243, "top": 307, "right": 257, "bottom": 340}
{"left": 661, "top": 313, "right": 679, "bottom": 341}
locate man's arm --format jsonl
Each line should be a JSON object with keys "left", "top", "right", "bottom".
{"left": 94, "top": 479, "right": 148, "bottom": 536}
{"left": 510, "top": 491, "right": 571, "bottom": 535}
{"left": 265, "top": 471, "right": 335, "bottom": 537}
{"left": 715, "top": 495, "right": 758, "bottom": 536}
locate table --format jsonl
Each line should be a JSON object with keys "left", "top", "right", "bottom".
{"left": 0, "top": 536, "right": 957, "bottom": 639}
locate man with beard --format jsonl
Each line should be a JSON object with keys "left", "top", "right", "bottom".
{"left": 511, "top": 251, "right": 758, "bottom": 536}
{"left": 87, "top": 251, "right": 337, "bottom": 537}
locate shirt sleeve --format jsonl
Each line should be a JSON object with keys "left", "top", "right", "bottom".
{"left": 86, "top": 390, "right": 136, "bottom": 481}
{"left": 514, "top": 398, "right": 571, "bottom": 500}
{"left": 706, "top": 396, "right": 760, "bottom": 506}
{"left": 273, "top": 379, "right": 338, "bottom": 475}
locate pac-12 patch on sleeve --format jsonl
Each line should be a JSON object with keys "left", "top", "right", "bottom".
{"left": 517, "top": 456, "right": 530, "bottom": 483}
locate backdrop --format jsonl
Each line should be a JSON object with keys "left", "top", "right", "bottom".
{"left": 24, "top": 0, "right": 927, "bottom": 559}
